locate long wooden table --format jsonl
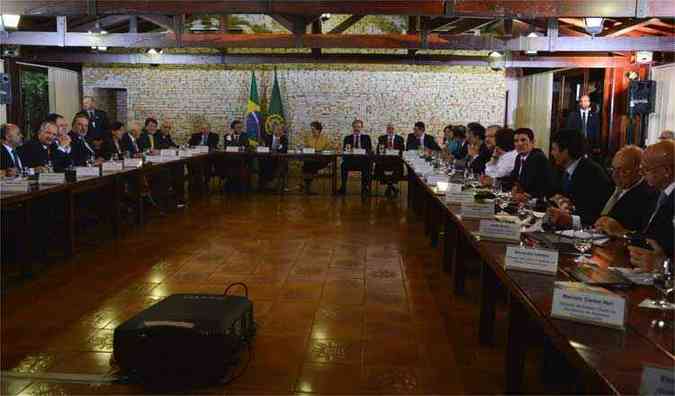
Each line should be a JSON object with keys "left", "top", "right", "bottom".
{"left": 405, "top": 159, "right": 674, "bottom": 394}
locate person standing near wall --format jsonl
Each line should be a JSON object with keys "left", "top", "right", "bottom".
{"left": 565, "top": 94, "right": 601, "bottom": 160}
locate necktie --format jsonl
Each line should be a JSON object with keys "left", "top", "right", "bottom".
{"left": 272, "top": 137, "right": 278, "bottom": 151}
{"left": 562, "top": 172, "right": 572, "bottom": 194}
{"left": 518, "top": 155, "right": 526, "bottom": 178}
{"left": 354, "top": 135, "right": 359, "bottom": 149}
{"left": 149, "top": 135, "right": 154, "bottom": 150}
{"left": 202, "top": 134, "right": 208, "bottom": 145}
{"left": 582, "top": 111, "right": 588, "bottom": 135}
{"left": 601, "top": 187, "right": 624, "bottom": 216}
{"left": 82, "top": 137, "right": 94, "bottom": 155}
{"left": 389, "top": 136, "right": 393, "bottom": 149}
{"left": 645, "top": 192, "right": 667, "bottom": 230}
{"left": 11, "top": 149, "right": 22, "bottom": 170}
{"left": 234, "top": 135, "right": 239, "bottom": 144}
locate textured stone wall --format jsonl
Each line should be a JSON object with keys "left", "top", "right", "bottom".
{"left": 82, "top": 64, "right": 506, "bottom": 146}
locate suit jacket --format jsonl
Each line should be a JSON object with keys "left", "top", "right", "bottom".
{"left": 99, "top": 138, "right": 124, "bottom": 161}
{"left": 406, "top": 133, "right": 441, "bottom": 151}
{"left": 81, "top": 109, "right": 109, "bottom": 141}
{"left": 468, "top": 143, "right": 492, "bottom": 175}
{"left": 1, "top": 144, "right": 23, "bottom": 170}
{"left": 223, "top": 133, "right": 249, "bottom": 148}
{"left": 606, "top": 179, "right": 659, "bottom": 232}
{"left": 644, "top": 189, "right": 674, "bottom": 258}
{"left": 17, "top": 140, "right": 71, "bottom": 171}
{"left": 564, "top": 157, "right": 613, "bottom": 225}
{"left": 343, "top": 133, "right": 372, "bottom": 154}
{"left": 377, "top": 134, "right": 405, "bottom": 152}
{"left": 120, "top": 133, "right": 141, "bottom": 156}
{"left": 155, "top": 132, "right": 178, "bottom": 149}
{"left": 511, "top": 148, "right": 554, "bottom": 199}
{"left": 68, "top": 131, "right": 97, "bottom": 166}
{"left": 262, "top": 134, "right": 288, "bottom": 153}
{"left": 188, "top": 132, "right": 219, "bottom": 149}
{"left": 137, "top": 132, "right": 157, "bottom": 152}
{"left": 565, "top": 108, "right": 600, "bottom": 147}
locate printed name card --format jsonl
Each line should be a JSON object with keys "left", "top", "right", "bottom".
{"left": 75, "top": 167, "right": 100, "bottom": 179}
{"left": 302, "top": 148, "right": 316, "bottom": 154}
{"left": 426, "top": 175, "right": 448, "bottom": 186}
{"left": 123, "top": 158, "right": 143, "bottom": 168}
{"left": 445, "top": 190, "right": 473, "bottom": 205}
{"left": 385, "top": 149, "right": 399, "bottom": 156}
{"left": 1, "top": 181, "right": 30, "bottom": 192}
{"left": 38, "top": 172, "right": 65, "bottom": 184}
{"left": 101, "top": 161, "right": 123, "bottom": 172}
{"left": 352, "top": 148, "right": 367, "bottom": 155}
{"left": 551, "top": 281, "right": 626, "bottom": 329}
{"left": 225, "top": 146, "right": 240, "bottom": 153}
{"left": 145, "top": 155, "right": 168, "bottom": 163}
{"left": 460, "top": 201, "right": 494, "bottom": 219}
{"left": 505, "top": 245, "right": 558, "bottom": 274}
{"left": 179, "top": 150, "right": 193, "bottom": 158}
{"left": 161, "top": 149, "right": 179, "bottom": 157}
{"left": 194, "top": 145, "right": 210, "bottom": 153}
{"left": 257, "top": 146, "right": 270, "bottom": 153}
{"left": 640, "top": 365, "right": 675, "bottom": 396}
{"left": 478, "top": 220, "right": 522, "bottom": 243}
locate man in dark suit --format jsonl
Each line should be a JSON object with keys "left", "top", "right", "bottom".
{"left": 220, "top": 120, "right": 250, "bottom": 193}
{"left": 68, "top": 114, "right": 98, "bottom": 166}
{"left": 100, "top": 121, "right": 126, "bottom": 160}
{"left": 375, "top": 123, "right": 405, "bottom": 197}
{"left": 465, "top": 123, "right": 492, "bottom": 175}
{"left": 258, "top": 123, "right": 289, "bottom": 192}
{"left": 18, "top": 121, "right": 72, "bottom": 171}
{"left": 510, "top": 128, "right": 554, "bottom": 200}
{"left": 188, "top": 121, "right": 219, "bottom": 150}
{"left": 223, "top": 120, "right": 250, "bottom": 150}
{"left": 565, "top": 95, "right": 600, "bottom": 154}
{"left": 156, "top": 119, "right": 179, "bottom": 149}
{"left": 81, "top": 96, "right": 109, "bottom": 144}
{"left": 405, "top": 121, "right": 441, "bottom": 152}
{"left": 138, "top": 117, "right": 160, "bottom": 153}
{"left": 337, "top": 119, "right": 372, "bottom": 196}
{"left": 1, "top": 124, "right": 24, "bottom": 176}
{"left": 121, "top": 121, "right": 143, "bottom": 157}
{"left": 594, "top": 145, "right": 658, "bottom": 235}
{"left": 629, "top": 140, "right": 674, "bottom": 270}
{"left": 547, "top": 129, "right": 613, "bottom": 227}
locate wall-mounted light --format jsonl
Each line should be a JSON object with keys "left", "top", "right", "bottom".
{"left": 488, "top": 51, "right": 504, "bottom": 71}
{"left": 636, "top": 51, "right": 653, "bottom": 64}
{"left": 320, "top": 13, "right": 331, "bottom": 22}
{"left": 583, "top": 17, "right": 604, "bottom": 36}
{"left": 0, "top": 14, "right": 21, "bottom": 29}
{"left": 625, "top": 71, "right": 639, "bottom": 81}
{"left": 147, "top": 48, "right": 164, "bottom": 55}
{"left": 88, "top": 21, "right": 108, "bottom": 35}
{"left": 91, "top": 46, "right": 108, "bottom": 51}
{"left": 526, "top": 32, "right": 538, "bottom": 56}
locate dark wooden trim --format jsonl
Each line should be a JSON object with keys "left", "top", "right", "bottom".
{"left": 327, "top": 15, "right": 365, "bottom": 34}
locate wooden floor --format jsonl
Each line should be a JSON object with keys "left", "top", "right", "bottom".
{"left": 1, "top": 185, "right": 538, "bottom": 395}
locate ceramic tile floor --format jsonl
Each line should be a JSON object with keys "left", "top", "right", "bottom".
{"left": 2, "top": 189, "right": 524, "bottom": 395}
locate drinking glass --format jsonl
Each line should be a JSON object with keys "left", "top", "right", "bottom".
{"left": 651, "top": 258, "right": 673, "bottom": 328}
{"left": 573, "top": 228, "right": 593, "bottom": 263}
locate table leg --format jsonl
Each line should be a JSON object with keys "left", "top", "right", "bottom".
{"left": 111, "top": 175, "right": 121, "bottom": 238}
{"left": 63, "top": 190, "right": 74, "bottom": 257}
{"left": 505, "top": 297, "right": 528, "bottom": 394}
{"left": 479, "top": 262, "right": 498, "bottom": 345}
{"left": 171, "top": 163, "right": 186, "bottom": 205}
{"left": 453, "top": 232, "right": 466, "bottom": 295}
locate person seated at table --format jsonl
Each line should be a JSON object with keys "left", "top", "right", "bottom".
{"left": 510, "top": 128, "right": 554, "bottom": 201}
{"left": 465, "top": 123, "right": 492, "bottom": 175}
{"left": 658, "top": 130, "right": 673, "bottom": 141}
{"left": 301, "top": 121, "right": 333, "bottom": 195}
{"left": 258, "top": 123, "right": 289, "bottom": 192}
{"left": 223, "top": 120, "right": 250, "bottom": 149}
{"left": 447, "top": 125, "right": 468, "bottom": 160}
{"left": 1, "top": 123, "right": 25, "bottom": 177}
{"left": 18, "top": 121, "right": 72, "bottom": 172}
{"left": 220, "top": 120, "right": 250, "bottom": 193}
{"left": 441, "top": 124, "right": 453, "bottom": 150}
{"left": 593, "top": 145, "right": 658, "bottom": 236}
{"left": 546, "top": 129, "right": 613, "bottom": 228}
{"left": 485, "top": 125, "right": 500, "bottom": 152}
{"left": 337, "top": 119, "right": 372, "bottom": 196}
{"left": 188, "top": 120, "right": 219, "bottom": 150}
{"left": 405, "top": 121, "right": 441, "bottom": 152}
{"left": 121, "top": 121, "right": 143, "bottom": 157}
{"left": 46, "top": 113, "right": 71, "bottom": 140}
{"left": 156, "top": 119, "right": 179, "bottom": 149}
{"left": 138, "top": 117, "right": 160, "bottom": 154}
{"left": 375, "top": 123, "right": 405, "bottom": 198}
{"left": 480, "top": 128, "right": 517, "bottom": 191}
{"left": 68, "top": 113, "right": 98, "bottom": 167}
{"left": 628, "top": 140, "right": 674, "bottom": 271}
{"left": 100, "top": 121, "right": 126, "bottom": 161}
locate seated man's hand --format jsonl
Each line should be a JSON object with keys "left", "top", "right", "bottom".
{"left": 479, "top": 175, "right": 493, "bottom": 187}
{"left": 628, "top": 239, "right": 665, "bottom": 272}
{"left": 5, "top": 167, "right": 18, "bottom": 177}
{"left": 57, "top": 133, "right": 71, "bottom": 148}
{"left": 512, "top": 191, "right": 530, "bottom": 203}
{"left": 94, "top": 158, "right": 105, "bottom": 166}
{"left": 34, "top": 166, "right": 48, "bottom": 173}
{"left": 594, "top": 216, "right": 627, "bottom": 237}
{"left": 547, "top": 207, "right": 573, "bottom": 228}
{"left": 467, "top": 143, "right": 479, "bottom": 157}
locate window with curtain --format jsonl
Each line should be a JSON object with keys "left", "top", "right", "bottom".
{"left": 514, "top": 72, "right": 554, "bottom": 155}
{"left": 647, "top": 63, "right": 675, "bottom": 144}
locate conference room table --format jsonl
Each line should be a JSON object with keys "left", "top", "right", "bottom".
{"left": 404, "top": 157, "right": 674, "bottom": 395}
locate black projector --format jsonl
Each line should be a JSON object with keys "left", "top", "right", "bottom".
{"left": 113, "top": 290, "right": 255, "bottom": 385}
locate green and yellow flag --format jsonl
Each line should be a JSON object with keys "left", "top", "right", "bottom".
{"left": 245, "top": 71, "right": 262, "bottom": 142}
{"left": 264, "top": 69, "right": 285, "bottom": 135}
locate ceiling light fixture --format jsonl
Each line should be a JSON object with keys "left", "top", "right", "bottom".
{"left": 147, "top": 48, "right": 164, "bottom": 55}
{"left": 583, "top": 17, "right": 604, "bottom": 36}
{"left": 526, "top": 32, "right": 539, "bottom": 56}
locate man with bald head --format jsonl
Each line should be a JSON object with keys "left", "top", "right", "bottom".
{"left": 629, "top": 140, "right": 675, "bottom": 270}
{"left": 565, "top": 94, "right": 600, "bottom": 153}
{"left": 658, "top": 130, "right": 674, "bottom": 141}
{"left": 376, "top": 123, "right": 405, "bottom": 197}
{"left": 594, "top": 145, "right": 658, "bottom": 236}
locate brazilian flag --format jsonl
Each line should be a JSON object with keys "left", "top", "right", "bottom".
{"left": 265, "top": 69, "right": 285, "bottom": 136}
{"left": 245, "top": 71, "right": 262, "bottom": 142}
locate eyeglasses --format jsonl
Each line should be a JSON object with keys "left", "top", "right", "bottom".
{"left": 640, "top": 164, "right": 663, "bottom": 174}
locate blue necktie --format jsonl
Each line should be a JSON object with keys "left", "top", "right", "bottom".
{"left": 11, "top": 149, "right": 21, "bottom": 170}
{"left": 562, "top": 172, "right": 572, "bottom": 194}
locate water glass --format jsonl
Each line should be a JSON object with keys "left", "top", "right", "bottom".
{"left": 573, "top": 228, "right": 593, "bottom": 263}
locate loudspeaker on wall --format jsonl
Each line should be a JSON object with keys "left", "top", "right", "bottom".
{"left": 627, "top": 80, "right": 656, "bottom": 115}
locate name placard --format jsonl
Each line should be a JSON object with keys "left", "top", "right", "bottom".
{"left": 426, "top": 175, "right": 448, "bottom": 186}
{"left": 101, "top": 161, "right": 123, "bottom": 173}
{"left": 1, "top": 181, "right": 30, "bottom": 192}
{"left": 551, "top": 281, "right": 626, "bottom": 329}
{"left": 194, "top": 145, "right": 210, "bottom": 153}
{"left": 505, "top": 245, "right": 558, "bottom": 274}
{"left": 145, "top": 155, "right": 170, "bottom": 163}
{"left": 178, "top": 150, "right": 193, "bottom": 158}
{"left": 160, "top": 149, "right": 178, "bottom": 157}
{"left": 75, "top": 167, "right": 100, "bottom": 179}
{"left": 225, "top": 146, "right": 240, "bottom": 153}
{"left": 640, "top": 365, "right": 675, "bottom": 396}
{"left": 478, "top": 220, "right": 522, "bottom": 243}
{"left": 385, "top": 149, "right": 399, "bottom": 156}
{"left": 461, "top": 201, "right": 494, "bottom": 219}
{"left": 352, "top": 148, "right": 367, "bottom": 155}
{"left": 257, "top": 146, "right": 270, "bottom": 153}
{"left": 445, "top": 191, "right": 474, "bottom": 205}
{"left": 302, "top": 148, "right": 316, "bottom": 154}
{"left": 123, "top": 158, "right": 143, "bottom": 168}
{"left": 38, "top": 172, "right": 65, "bottom": 184}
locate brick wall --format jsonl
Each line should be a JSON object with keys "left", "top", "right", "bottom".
{"left": 82, "top": 64, "right": 506, "bottom": 146}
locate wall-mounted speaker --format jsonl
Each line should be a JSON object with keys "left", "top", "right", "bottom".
{"left": 627, "top": 80, "right": 656, "bottom": 115}
{"left": 0, "top": 73, "right": 10, "bottom": 105}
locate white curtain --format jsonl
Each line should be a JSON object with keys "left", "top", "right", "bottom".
{"left": 49, "top": 67, "right": 80, "bottom": 124}
{"left": 647, "top": 63, "right": 675, "bottom": 144}
{"left": 514, "top": 72, "right": 553, "bottom": 154}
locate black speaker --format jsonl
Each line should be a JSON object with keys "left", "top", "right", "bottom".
{"left": 627, "top": 80, "right": 656, "bottom": 115}
{"left": 0, "top": 73, "right": 10, "bottom": 105}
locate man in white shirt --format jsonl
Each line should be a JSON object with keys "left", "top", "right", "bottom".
{"left": 481, "top": 128, "right": 516, "bottom": 190}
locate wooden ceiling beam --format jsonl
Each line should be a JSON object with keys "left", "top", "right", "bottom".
{"left": 446, "top": 0, "right": 673, "bottom": 18}
{"left": 139, "top": 15, "right": 174, "bottom": 31}
{"left": 445, "top": 18, "right": 497, "bottom": 34}
{"left": 68, "top": 15, "right": 130, "bottom": 32}
{"left": 424, "top": 17, "right": 461, "bottom": 32}
{"left": 328, "top": 15, "right": 365, "bottom": 34}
